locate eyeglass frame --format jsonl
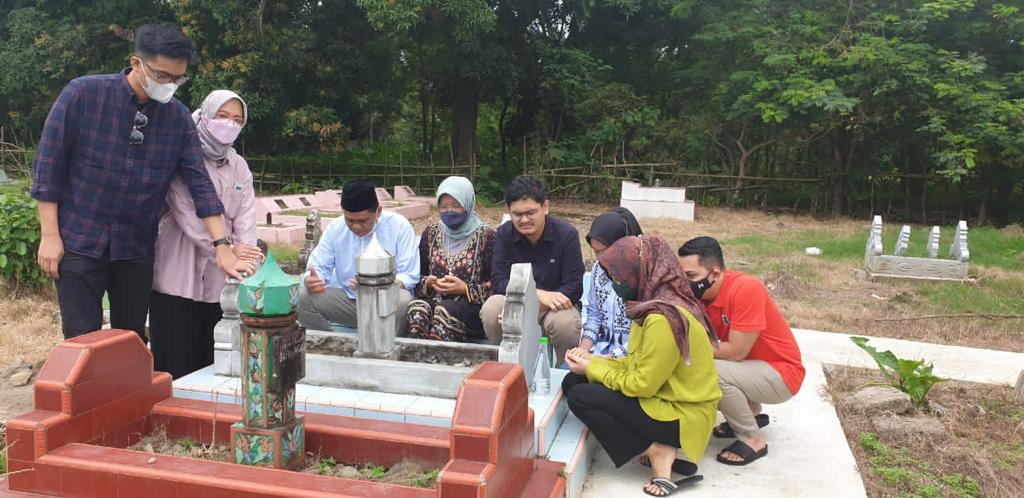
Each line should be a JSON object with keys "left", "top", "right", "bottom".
{"left": 135, "top": 57, "right": 189, "bottom": 86}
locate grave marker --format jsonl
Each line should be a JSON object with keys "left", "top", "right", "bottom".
{"left": 894, "top": 225, "right": 910, "bottom": 256}
{"left": 927, "top": 226, "right": 941, "bottom": 258}
{"left": 214, "top": 278, "right": 242, "bottom": 376}
{"left": 355, "top": 234, "right": 399, "bottom": 359}
{"left": 231, "top": 255, "right": 306, "bottom": 470}
{"left": 950, "top": 220, "right": 969, "bottom": 262}
{"left": 619, "top": 180, "right": 695, "bottom": 221}
{"left": 297, "top": 208, "right": 322, "bottom": 271}
{"left": 863, "top": 215, "right": 969, "bottom": 281}
{"left": 499, "top": 263, "right": 542, "bottom": 390}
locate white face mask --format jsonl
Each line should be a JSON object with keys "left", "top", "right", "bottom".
{"left": 136, "top": 61, "right": 179, "bottom": 104}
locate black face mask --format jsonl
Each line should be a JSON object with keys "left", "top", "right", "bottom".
{"left": 689, "top": 274, "right": 714, "bottom": 299}
{"left": 611, "top": 280, "right": 638, "bottom": 301}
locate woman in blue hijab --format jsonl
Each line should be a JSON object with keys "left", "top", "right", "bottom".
{"left": 407, "top": 176, "right": 496, "bottom": 342}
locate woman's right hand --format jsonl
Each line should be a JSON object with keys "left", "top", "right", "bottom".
{"left": 423, "top": 275, "right": 439, "bottom": 290}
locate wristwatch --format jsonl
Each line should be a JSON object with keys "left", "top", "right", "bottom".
{"left": 212, "top": 236, "right": 233, "bottom": 248}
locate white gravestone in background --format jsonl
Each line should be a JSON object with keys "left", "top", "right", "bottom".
{"left": 864, "top": 215, "right": 969, "bottom": 281}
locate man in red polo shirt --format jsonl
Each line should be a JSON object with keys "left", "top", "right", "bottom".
{"left": 678, "top": 237, "right": 804, "bottom": 467}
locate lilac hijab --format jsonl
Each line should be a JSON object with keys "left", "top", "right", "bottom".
{"left": 191, "top": 90, "right": 248, "bottom": 164}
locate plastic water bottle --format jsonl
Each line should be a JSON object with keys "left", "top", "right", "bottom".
{"left": 535, "top": 337, "right": 552, "bottom": 395}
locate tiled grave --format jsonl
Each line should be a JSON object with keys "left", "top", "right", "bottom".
{"left": 3, "top": 330, "right": 564, "bottom": 497}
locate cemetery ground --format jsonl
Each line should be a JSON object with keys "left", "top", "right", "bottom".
{"left": 2, "top": 202, "right": 1022, "bottom": 495}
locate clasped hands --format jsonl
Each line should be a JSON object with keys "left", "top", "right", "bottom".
{"left": 564, "top": 346, "right": 592, "bottom": 375}
{"left": 423, "top": 274, "right": 469, "bottom": 296}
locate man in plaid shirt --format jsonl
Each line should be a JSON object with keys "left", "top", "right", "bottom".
{"left": 31, "top": 23, "right": 252, "bottom": 341}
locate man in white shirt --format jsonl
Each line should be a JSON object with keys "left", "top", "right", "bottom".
{"left": 298, "top": 180, "right": 419, "bottom": 334}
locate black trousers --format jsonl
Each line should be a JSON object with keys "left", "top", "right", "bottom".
{"left": 56, "top": 251, "right": 154, "bottom": 341}
{"left": 148, "top": 291, "right": 221, "bottom": 379}
{"left": 562, "top": 373, "right": 681, "bottom": 467}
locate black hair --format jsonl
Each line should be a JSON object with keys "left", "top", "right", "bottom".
{"left": 678, "top": 236, "right": 726, "bottom": 270}
{"left": 135, "top": 23, "right": 198, "bottom": 64}
{"left": 504, "top": 175, "right": 547, "bottom": 206}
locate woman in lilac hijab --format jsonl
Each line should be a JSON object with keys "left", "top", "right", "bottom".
{"left": 150, "top": 90, "right": 262, "bottom": 379}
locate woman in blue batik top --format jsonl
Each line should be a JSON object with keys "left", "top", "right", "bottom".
{"left": 580, "top": 207, "right": 643, "bottom": 357}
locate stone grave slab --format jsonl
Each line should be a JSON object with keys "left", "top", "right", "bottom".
{"left": 864, "top": 215, "right": 970, "bottom": 281}
{"left": 619, "top": 180, "right": 695, "bottom": 221}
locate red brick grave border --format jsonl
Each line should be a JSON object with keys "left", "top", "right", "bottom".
{"left": 5, "top": 329, "right": 564, "bottom": 498}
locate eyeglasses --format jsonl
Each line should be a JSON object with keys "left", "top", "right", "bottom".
{"left": 140, "top": 59, "right": 189, "bottom": 85}
{"left": 129, "top": 111, "right": 148, "bottom": 145}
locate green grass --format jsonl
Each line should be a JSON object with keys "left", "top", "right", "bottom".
{"left": 859, "top": 432, "right": 981, "bottom": 498}
{"left": 267, "top": 243, "right": 300, "bottom": 266}
{"left": 914, "top": 275, "right": 1024, "bottom": 314}
{"left": 1, "top": 444, "right": 7, "bottom": 474}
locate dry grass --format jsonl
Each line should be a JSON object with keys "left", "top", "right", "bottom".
{"left": 0, "top": 286, "right": 62, "bottom": 368}
{"left": 129, "top": 425, "right": 438, "bottom": 488}
{"left": 825, "top": 365, "right": 1024, "bottom": 498}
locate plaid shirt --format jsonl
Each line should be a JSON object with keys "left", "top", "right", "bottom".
{"left": 30, "top": 69, "right": 224, "bottom": 261}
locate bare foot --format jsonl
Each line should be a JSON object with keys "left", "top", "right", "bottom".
{"left": 718, "top": 436, "right": 766, "bottom": 463}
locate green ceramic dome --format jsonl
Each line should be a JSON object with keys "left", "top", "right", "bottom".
{"left": 239, "top": 253, "right": 300, "bottom": 316}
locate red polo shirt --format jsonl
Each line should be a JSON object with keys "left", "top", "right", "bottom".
{"left": 705, "top": 271, "right": 805, "bottom": 395}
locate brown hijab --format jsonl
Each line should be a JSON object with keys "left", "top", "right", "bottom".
{"left": 597, "top": 235, "right": 717, "bottom": 364}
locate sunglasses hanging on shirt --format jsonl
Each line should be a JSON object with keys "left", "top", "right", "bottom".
{"left": 129, "top": 111, "right": 148, "bottom": 145}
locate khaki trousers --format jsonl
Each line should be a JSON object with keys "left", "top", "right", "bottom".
{"left": 715, "top": 359, "right": 793, "bottom": 441}
{"left": 298, "top": 285, "right": 412, "bottom": 336}
{"left": 480, "top": 294, "right": 581, "bottom": 364}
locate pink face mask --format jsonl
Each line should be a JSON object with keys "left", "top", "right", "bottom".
{"left": 204, "top": 116, "right": 243, "bottom": 144}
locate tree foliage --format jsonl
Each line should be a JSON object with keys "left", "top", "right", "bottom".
{"left": 1, "top": 0, "right": 1022, "bottom": 223}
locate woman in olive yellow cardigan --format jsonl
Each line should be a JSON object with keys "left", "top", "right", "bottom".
{"left": 562, "top": 235, "right": 721, "bottom": 497}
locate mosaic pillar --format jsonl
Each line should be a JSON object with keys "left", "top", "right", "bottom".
{"left": 231, "top": 254, "right": 306, "bottom": 470}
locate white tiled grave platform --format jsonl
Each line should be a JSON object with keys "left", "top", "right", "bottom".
{"left": 175, "top": 366, "right": 595, "bottom": 497}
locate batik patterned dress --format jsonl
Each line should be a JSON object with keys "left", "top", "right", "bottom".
{"left": 581, "top": 262, "right": 631, "bottom": 357}
{"left": 407, "top": 223, "right": 495, "bottom": 341}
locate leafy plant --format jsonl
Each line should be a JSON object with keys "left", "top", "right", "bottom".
{"left": 851, "top": 337, "right": 943, "bottom": 408}
{"left": 1, "top": 444, "right": 7, "bottom": 474}
{"left": 317, "top": 456, "right": 337, "bottom": 475}
{"left": 410, "top": 468, "right": 439, "bottom": 487}
{"left": 175, "top": 438, "right": 198, "bottom": 452}
{"left": 0, "top": 192, "right": 46, "bottom": 289}
{"left": 366, "top": 463, "right": 387, "bottom": 479}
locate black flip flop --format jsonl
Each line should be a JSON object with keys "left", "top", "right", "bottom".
{"left": 712, "top": 413, "right": 770, "bottom": 438}
{"left": 643, "top": 475, "right": 704, "bottom": 496}
{"left": 716, "top": 440, "right": 768, "bottom": 466}
{"left": 637, "top": 455, "right": 698, "bottom": 476}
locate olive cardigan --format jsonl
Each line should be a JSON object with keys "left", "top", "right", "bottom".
{"left": 586, "top": 308, "right": 721, "bottom": 461}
